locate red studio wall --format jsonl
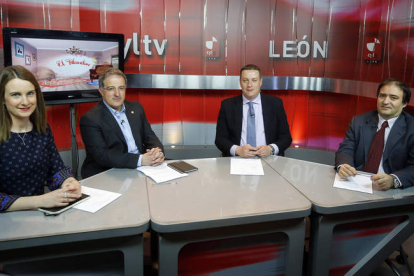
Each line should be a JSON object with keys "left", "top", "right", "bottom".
{"left": 2, "top": 0, "right": 414, "bottom": 151}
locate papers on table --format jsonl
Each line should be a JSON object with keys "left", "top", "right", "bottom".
{"left": 230, "top": 158, "right": 265, "bottom": 176}
{"left": 137, "top": 163, "right": 188, "bottom": 184}
{"left": 74, "top": 186, "right": 122, "bottom": 213}
{"left": 333, "top": 173, "right": 373, "bottom": 194}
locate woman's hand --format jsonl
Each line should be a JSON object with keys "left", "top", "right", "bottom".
{"left": 37, "top": 177, "right": 82, "bottom": 208}
{"left": 61, "top": 177, "right": 82, "bottom": 199}
{"left": 6, "top": 178, "right": 82, "bottom": 211}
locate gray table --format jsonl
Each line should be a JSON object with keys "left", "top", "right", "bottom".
{"left": 0, "top": 168, "right": 150, "bottom": 276}
{"left": 264, "top": 156, "right": 414, "bottom": 276}
{"left": 146, "top": 157, "right": 311, "bottom": 276}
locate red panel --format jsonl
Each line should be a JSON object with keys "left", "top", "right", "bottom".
{"left": 47, "top": 105, "right": 71, "bottom": 149}
{"left": 357, "top": 96, "right": 378, "bottom": 114}
{"left": 164, "top": 0, "right": 180, "bottom": 74}
{"left": 203, "top": 0, "right": 228, "bottom": 75}
{"left": 205, "top": 90, "right": 240, "bottom": 123}
{"left": 307, "top": 92, "right": 352, "bottom": 150}
{"left": 5, "top": 2, "right": 45, "bottom": 30}
{"left": 179, "top": 244, "right": 285, "bottom": 275}
{"left": 281, "top": 90, "right": 309, "bottom": 146}
{"left": 76, "top": 102, "right": 97, "bottom": 147}
{"left": 179, "top": 0, "right": 204, "bottom": 75}
{"left": 163, "top": 90, "right": 182, "bottom": 122}
{"left": 179, "top": 236, "right": 287, "bottom": 276}
{"left": 103, "top": 2, "right": 142, "bottom": 73}
{"left": 245, "top": 0, "right": 273, "bottom": 75}
{"left": 323, "top": 15, "right": 361, "bottom": 80}
{"left": 226, "top": 1, "right": 246, "bottom": 75}
{"left": 79, "top": 7, "right": 101, "bottom": 33}
{"left": 180, "top": 91, "right": 205, "bottom": 123}
{"left": 140, "top": 0, "right": 168, "bottom": 74}
{"left": 134, "top": 89, "right": 164, "bottom": 125}
{"left": 47, "top": 4, "right": 78, "bottom": 31}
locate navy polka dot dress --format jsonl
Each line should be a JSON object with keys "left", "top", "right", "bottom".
{"left": 0, "top": 125, "right": 73, "bottom": 211}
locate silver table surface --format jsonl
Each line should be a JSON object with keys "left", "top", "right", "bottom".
{"left": 1, "top": 168, "right": 150, "bottom": 246}
{"left": 147, "top": 157, "right": 311, "bottom": 232}
{"left": 263, "top": 156, "right": 414, "bottom": 214}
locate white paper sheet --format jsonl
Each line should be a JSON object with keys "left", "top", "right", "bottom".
{"left": 137, "top": 163, "right": 188, "bottom": 183}
{"left": 74, "top": 186, "right": 122, "bottom": 213}
{"left": 333, "top": 173, "right": 373, "bottom": 194}
{"left": 230, "top": 158, "right": 265, "bottom": 176}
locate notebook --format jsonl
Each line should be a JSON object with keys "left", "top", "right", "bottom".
{"left": 38, "top": 193, "right": 90, "bottom": 216}
{"left": 167, "top": 161, "right": 198, "bottom": 173}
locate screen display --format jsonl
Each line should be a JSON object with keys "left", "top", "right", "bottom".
{"left": 3, "top": 28, "right": 124, "bottom": 105}
{"left": 11, "top": 37, "right": 119, "bottom": 92}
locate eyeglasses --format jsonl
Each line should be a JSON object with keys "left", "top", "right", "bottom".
{"left": 103, "top": 86, "right": 126, "bottom": 93}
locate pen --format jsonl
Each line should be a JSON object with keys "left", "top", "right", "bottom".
{"left": 154, "top": 181, "right": 178, "bottom": 186}
{"left": 356, "top": 171, "right": 373, "bottom": 177}
{"left": 393, "top": 192, "right": 414, "bottom": 199}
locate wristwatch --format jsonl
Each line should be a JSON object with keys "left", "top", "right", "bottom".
{"left": 392, "top": 175, "right": 402, "bottom": 189}
{"left": 269, "top": 145, "right": 275, "bottom": 155}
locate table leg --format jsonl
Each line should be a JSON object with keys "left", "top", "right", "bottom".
{"left": 122, "top": 235, "right": 144, "bottom": 276}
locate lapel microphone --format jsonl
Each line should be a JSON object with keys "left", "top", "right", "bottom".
{"left": 121, "top": 119, "right": 125, "bottom": 125}
{"left": 249, "top": 105, "right": 255, "bottom": 118}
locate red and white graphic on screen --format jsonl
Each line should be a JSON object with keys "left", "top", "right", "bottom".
{"left": 364, "top": 37, "right": 382, "bottom": 63}
{"left": 205, "top": 36, "right": 220, "bottom": 59}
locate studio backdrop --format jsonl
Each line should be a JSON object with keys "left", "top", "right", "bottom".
{"left": 1, "top": 0, "right": 413, "bottom": 151}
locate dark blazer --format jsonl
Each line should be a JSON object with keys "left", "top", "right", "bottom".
{"left": 80, "top": 100, "right": 163, "bottom": 179}
{"left": 335, "top": 110, "right": 414, "bottom": 188}
{"left": 215, "top": 93, "right": 292, "bottom": 157}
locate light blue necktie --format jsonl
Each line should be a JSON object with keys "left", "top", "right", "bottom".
{"left": 247, "top": 102, "right": 256, "bottom": 147}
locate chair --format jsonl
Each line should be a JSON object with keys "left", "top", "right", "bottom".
{"left": 385, "top": 245, "right": 413, "bottom": 276}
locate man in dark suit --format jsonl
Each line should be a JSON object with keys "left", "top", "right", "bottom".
{"left": 335, "top": 78, "right": 414, "bottom": 190}
{"left": 80, "top": 68, "right": 164, "bottom": 179}
{"left": 215, "top": 64, "right": 292, "bottom": 158}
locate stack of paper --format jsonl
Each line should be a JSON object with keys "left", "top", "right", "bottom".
{"left": 137, "top": 163, "right": 188, "bottom": 183}
{"left": 333, "top": 173, "right": 373, "bottom": 194}
{"left": 74, "top": 186, "right": 122, "bottom": 213}
{"left": 230, "top": 158, "right": 265, "bottom": 176}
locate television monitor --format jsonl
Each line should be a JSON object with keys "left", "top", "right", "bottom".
{"left": 2, "top": 27, "right": 124, "bottom": 105}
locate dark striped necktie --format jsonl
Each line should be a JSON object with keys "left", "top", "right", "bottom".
{"left": 363, "top": 120, "right": 388, "bottom": 174}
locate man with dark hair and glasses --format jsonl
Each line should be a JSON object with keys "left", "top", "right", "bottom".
{"left": 80, "top": 68, "right": 164, "bottom": 179}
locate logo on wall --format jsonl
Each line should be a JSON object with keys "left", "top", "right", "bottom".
{"left": 364, "top": 37, "right": 383, "bottom": 64}
{"left": 205, "top": 36, "right": 220, "bottom": 60}
{"left": 124, "top": 33, "right": 168, "bottom": 59}
{"left": 269, "top": 36, "right": 328, "bottom": 59}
